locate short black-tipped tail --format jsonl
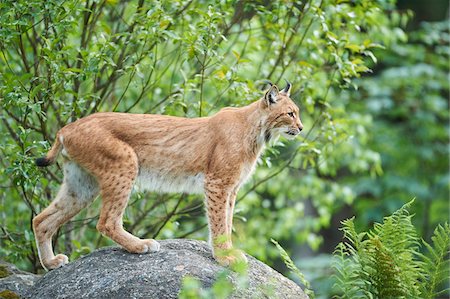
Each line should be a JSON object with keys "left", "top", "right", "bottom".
{"left": 35, "top": 157, "right": 52, "bottom": 167}
{"left": 35, "top": 134, "right": 63, "bottom": 167}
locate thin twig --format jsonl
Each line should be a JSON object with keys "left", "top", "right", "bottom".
{"left": 150, "top": 194, "right": 186, "bottom": 239}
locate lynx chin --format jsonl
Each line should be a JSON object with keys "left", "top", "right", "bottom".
{"left": 33, "top": 82, "right": 304, "bottom": 270}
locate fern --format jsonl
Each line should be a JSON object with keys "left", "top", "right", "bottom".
{"left": 333, "top": 242, "right": 368, "bottom": 299}
{"left": 368, "top": 200, "right": 422, "bottom": 297}
{"left": 418, "top": 222, "right": 450, "bottom": 299}
{"left": 333, "top": 217, "right": 372, "bottom": 299}
{"left": 271, "top": 239, "right": 315, "bottom": 298}
{"left": 333, "top": 199, "right": 449, "bottom": 299}
{"left": 367, "top": 236, "right": 413, "bottom": 297}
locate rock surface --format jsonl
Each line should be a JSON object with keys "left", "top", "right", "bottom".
{"left": 6, "top": 239, "right": 308, "bottom": 299}
{"left": 0, "top": 260, "right": 40, "bottom": 298}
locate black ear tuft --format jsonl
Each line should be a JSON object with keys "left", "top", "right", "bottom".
{"left": 264, "top": 85, "right": 279, "bottom": 105}
{"left": 263, "top": 80, "right": 274, "bottom": 88}
{"left": 282, "top": 79, "right": 292, "bottom": 96}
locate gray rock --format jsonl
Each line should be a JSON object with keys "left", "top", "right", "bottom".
{"left": 28, "top": 239, "right": 308, "bottom": 299}
{"left": 0, "top": 260, "right": 40, "bottom": 298}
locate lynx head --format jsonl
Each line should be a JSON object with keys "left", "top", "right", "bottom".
{"left": 260, "top": 81, "right": 304, "bottom": 141}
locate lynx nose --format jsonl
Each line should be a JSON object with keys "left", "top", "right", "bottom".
{"left": 298, "top": 125, "right": 303, "bottom": 132}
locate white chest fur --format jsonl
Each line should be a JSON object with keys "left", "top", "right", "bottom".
{"left": 136, "top": 169, "right": 205, "bottom": 195}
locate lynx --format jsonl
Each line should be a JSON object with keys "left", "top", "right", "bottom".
{"left": 33, "top": 82, "right": 303, "bottom": 270}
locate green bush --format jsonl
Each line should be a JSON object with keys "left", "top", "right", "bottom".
{"left": 345, "top": 20, "right": 449, "bottom": 237}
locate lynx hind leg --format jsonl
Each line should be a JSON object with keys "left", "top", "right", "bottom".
{"left": 33, "top": 162, "right": 99, "bottom": 270}
{"left": 95, "top": 149, "right": 160, "bottom": 254}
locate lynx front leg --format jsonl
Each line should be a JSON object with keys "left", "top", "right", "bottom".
{"left": 205, "top": 180, "right": 247, "bottom": 266}
{"left": 226, "top": 187, "right": 238, "bottom": 239}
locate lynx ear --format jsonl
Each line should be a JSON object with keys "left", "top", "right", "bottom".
{"left": 281, "top": 79, "right": 292, "bottom": 96}
{"left": 264, "top": 85, "right": 279, "bottom": 105}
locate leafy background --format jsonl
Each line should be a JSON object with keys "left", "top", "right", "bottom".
{"left": 0, "top": 0, "right": 448, "bottom": 298}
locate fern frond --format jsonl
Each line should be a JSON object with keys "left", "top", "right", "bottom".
{"left": 374, "top": 199, "right": 420, "bottom": 255}
{"left": 368, "top": 199, "right": 422, "bottom": 297}
{"left": 418, "top": 222, "right": 450, "bottom": 299}
{"left": 332, "top": 242, "right": 367, "bottom": 299}
{"left": 271, "top": 239, "right": 315, "bottom": 299}
{"left": 340, "top": 217, "right": 366, "bottom": 254}
{"left": 367, "top": 236, "right": 410, "bottom": 298}
{"left": 333, "top": 217, "right": 373, "bottom": 299}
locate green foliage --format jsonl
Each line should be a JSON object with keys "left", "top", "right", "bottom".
{"left": 333, "top": 200, "right": 450, "bottom": 299}
{"left": 419, "top": 223, "right": 450, "bottom": 299}
{"left": 179, "top": 273, "right": 234, "bottom": 299}
{"left": 0, "top": 0, "right": 411, "bottom": 274}
{"left": 0, "top": 0, "right": 447, "bottom": 297}
{"left": 271, "top": 239, "right": 315, "bottom": 298}
{"left": 345, "top": 20, "right": 449, "bottom": 235}
{"left": 179, "top": 266, "right": 248, "bottom": 299}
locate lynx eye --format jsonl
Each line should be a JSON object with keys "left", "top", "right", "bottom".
{"left": 287, "top": 112, "right": 295, "bottom": 118}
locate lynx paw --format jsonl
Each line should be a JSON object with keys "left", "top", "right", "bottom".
{"left": 214, "top": 248, "right": 248, "bottom": 267}
{"left": 136, "top": 239, "right": 160, "bottom": 253}
{"left": 45, "top": 254, "right": 69, "bottom": 270}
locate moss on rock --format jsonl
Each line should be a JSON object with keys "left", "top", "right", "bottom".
{"left": 0, "top": 290, "right": 20, "bottom": 299}
{"left": 0, "top": 266, "right": 11, "bottom": 279}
